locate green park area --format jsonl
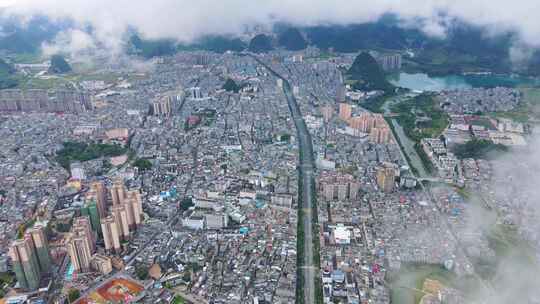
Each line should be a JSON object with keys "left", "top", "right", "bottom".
{"left": 56, "top": 141, "right": 128, "bottom": 170}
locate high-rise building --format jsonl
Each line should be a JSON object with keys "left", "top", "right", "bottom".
{"left": 336, "top": 86, "right": 346, "bottom": 102}
{"left": 101, "top": 216, "right": 121, "bottom": 253}
{"left": 376, "top": 166, "right": 396, "bottom": 193}
{"left": 111, "top": 205, "right": 130, "bottom": 240}
{"left": 26, "top": 225, "right": 52, "bottom": 273}
{"left": 110, "top": 177, "right": 126, "bottom": 206}
{"left": 89, "top": 181, "right": 107, "bottom": 218}
{"left": 152, "top": 96, "right": 172, "bottom": 117}
{"left": 67, "top": 217, "right": 95, "bottom": 272}
{"left": 81, "top": 200, "right": 101, "bottom": 234}
{"left": 321, "top": 106, "right": 334, "bottom": 122}
{"left": 370, "top": 127, "right": 391, "bottom": 144}
{"left": 70, "top": 162, "right": 86, "bottom": 180}
{"left": 126, "top": 190, "right": 143, "bottom": 227}
{"left": 189, "top": 87, "right": 203, "bottom": 100}
{"left": 337, "top": 183, "right": 348, "bottom": 201}
{"left": 339, "top": 103, "right": 352, "bottom": 121}
{"left": 8, "top": 238, "right": 41, "bottom": 290}
{"left": 72, "top": 217, "right": 96, "bottom": 252}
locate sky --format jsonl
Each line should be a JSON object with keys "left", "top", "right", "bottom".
{"left": 0, "top": 0, "right": 540, "bottom": 47}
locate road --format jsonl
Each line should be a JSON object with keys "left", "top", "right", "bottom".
{"left": 249, "top": 54, "right": 318, "bottom": 304}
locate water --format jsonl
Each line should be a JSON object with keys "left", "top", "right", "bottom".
{"left": 388, "top": 72, "right": 540, "bottom": 92}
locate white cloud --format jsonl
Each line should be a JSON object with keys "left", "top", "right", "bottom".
{"left": 0, "top": 0, "right": 539, "bottom": 45}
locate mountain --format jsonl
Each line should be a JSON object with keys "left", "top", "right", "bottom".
{"left": 0, "top": 59, "right": 18, "bottom": 89}
{"left": 48, "top": 54, "right": 72, "bottom": 74}
{"left": 194, "top": 36, "right": 246, "bottom": 53}
{"left": 129, "top": 34, "right": 177, "bottom": 58}
{"left": 347, "top": 52, "right": 392, "bottom": 92}
{"left": 0, "top": 15, "right": 69, "bottom": 54}
{"left": 248, "top": 34, "right": 273, "bottom": 53}
{"left": 277, "top": 28, "right": 307, "bottom": 51}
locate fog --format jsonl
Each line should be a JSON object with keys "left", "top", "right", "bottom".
{"left": 1, "top": 0, "right": 540, "bottom": 54}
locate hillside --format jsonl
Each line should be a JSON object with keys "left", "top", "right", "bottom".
{"left": 347, "top": 52, "right": 393, "bottom": 92}
{"left": 0, "top": 59, "right": 18, "bottom": 89}
{"left": 48, "top": 54, "right": 72, "bottom": 74}
{"left": 278, "top": 28, "right": 307, "bottom": 51}
{"left": 248, "top": 34, "right": 273, "bottom": 53}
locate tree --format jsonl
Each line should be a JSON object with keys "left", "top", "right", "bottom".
{"left": 135, "top": 265, "right": 149, "bottom": 280}
{"left": 134, "top": 158, "right": 152, "bottom": 171}
{"left": 67, "top": 288, "right": 80, "bottom": 303}
{"left": 180, "top": 197, "right": 194, "bottom": 211}
{"left": 222, "top": 78, "right": 240, "bottom": 93}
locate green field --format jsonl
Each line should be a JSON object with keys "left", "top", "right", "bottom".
{"left": 387, "top": 263, "right": 479, "bottom": 304}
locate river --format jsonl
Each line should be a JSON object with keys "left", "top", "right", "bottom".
{"left": 388, "top": 72, "right": 540, "bottom": 92}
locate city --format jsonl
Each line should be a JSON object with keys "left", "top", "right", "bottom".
{"left": 0, "top": 2, "right": 540, "bottom": 304}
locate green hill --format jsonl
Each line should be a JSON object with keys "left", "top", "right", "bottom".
{"left": 278, "top": 28, "right": 307, "bottom": 51}
{"left": 0, "top": 59, "right": 18, "bottom": 89}
{"left": 48, "top": 54, "right": 72, "bottom": 74}
{"left": 248, "top": 34, "right": 273, "bottom": 53}
{"left": 347, "top": 52, "right": 393, "bottom": 92}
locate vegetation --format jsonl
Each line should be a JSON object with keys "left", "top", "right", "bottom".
{"left": 193, "top": 35, "right": 246, "bottom": 53}
{"left": 277, "top": 27, "right": 307, "bottom": 51}
{"left": 135, "top": 264, "right": 149, "bottom": 280}
{"left": 67, "top": 288, "right": 80, "bottom": 303}
{"left": 56, "top": 141, "right": 128, "bottom": 170}
{"left": 391, "top": 94, "right": 449, "bottom": 142}
{"left": 222, "top": 78, "right": 240, "bottom": 93}
{"left": 452, "top": 139, "right": 508, "bottom": 159}
{"left": 171, "top": 295, "right": 186, "bottom": 304}
{"left": 180, "top": 197, "right": 194, "bottom": 211}
{"left": 133, "top": 158, "right": 153, "bottom": 171}
{"left": 347, "top": 52, "right": 393, "bottom": 92}
{"left": 248, "top": 34, "right": 273, "bottom": 53}
{"left": 17, "top": 219, "right": 36, "bottom": 239}
{"left": 48, "top": 54, "right": 72, "bottom": 74}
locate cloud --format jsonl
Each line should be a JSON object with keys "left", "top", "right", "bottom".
{"left": 0, "top": 0, "right": 539, "bottom": 47}
{"left": 41, "top": 29, "right": 96, "bottom": 57}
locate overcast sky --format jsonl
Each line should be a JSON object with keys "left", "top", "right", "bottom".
{"left": 1, "top": 0, "right": 540, "bottom": 54}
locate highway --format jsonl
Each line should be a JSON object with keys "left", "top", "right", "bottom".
{"left": 249, "top": 54, "right": 318, "bottom": 304}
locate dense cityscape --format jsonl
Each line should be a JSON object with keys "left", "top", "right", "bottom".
{"left": 0, "top": 2, "right": 540, "bottom": 304}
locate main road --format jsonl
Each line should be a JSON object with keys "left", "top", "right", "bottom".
{"left": 249, "top": 54, "right": 318, "bottom": 304}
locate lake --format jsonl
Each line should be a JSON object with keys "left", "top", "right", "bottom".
{"left": 388, "top": 72, "right": 540, "bottom": 92}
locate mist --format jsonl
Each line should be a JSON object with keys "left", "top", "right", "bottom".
{"left": 2, "top": 0, "right": 540, "bottom": 56}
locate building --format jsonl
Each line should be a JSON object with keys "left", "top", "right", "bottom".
{"left": 125, "top": 190, "right": 143, "bottom": 227}
{"left": 26, "top": 225, "right": 52, "bottom": 273}
{"left": 101, "top": 216, "right": 121, "bottom": 253}
{"left": 110, "top": 177, "right": 126, "bottom": 206}
{"left": 338, "top": 103, "right": 352, "bottom": 121}
{"left": 336, "top": 86, "right": 346, "bottom": 102}
{"left": 67, "top": 217, "right": 95, "bottom": 273}
{"left": 376, "top": 165, "right": 396, "bottom": 193}
{"left": 152, "top": 96, "right": 172, "bottom": 117}
{"left": 70, "top": 162, "right": 86, "bottom": 180}
{"left": 320, "top": 106, "right": 334, "bottom": 122}
{"left": 189, "top": 87, "right": 203, "bottom": 100}
{"left": 88, "top": 181, "right": 107, "bottom": 218}
{"left": 0, "top": 89, "right": 91, "bottom": 114}
{"left": 91, "top": 254, "right": 113, "bottom": 275}
{"left": 8, "top": 239, "right": 41, "bottom": 290}
{"left": 81, "top": 200, "right": 101, "bottom": 234}
{"left": 111, "top": 205, "right": 130, "bottom": 240}
{"left": 372, "top": 52, "right": 402, "bottom": 71}
{"left": 370, "top": 127, "right": 391, "bottom": 144}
